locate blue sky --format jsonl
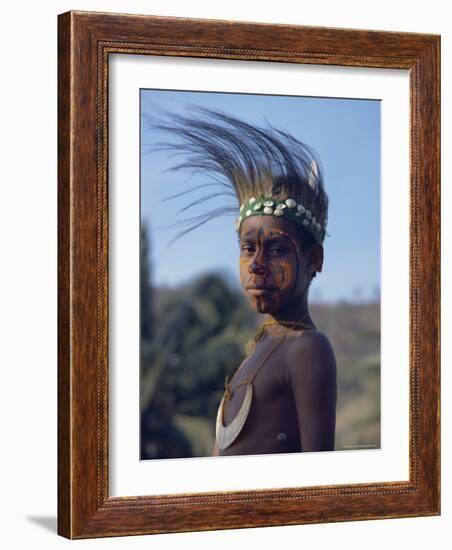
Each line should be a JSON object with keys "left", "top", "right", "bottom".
{"left": 140, "top": 89, "right": 380, "bottom": 303}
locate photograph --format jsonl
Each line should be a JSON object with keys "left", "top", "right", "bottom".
{"left": 139, "top": 90, "right": 381, "bottom": 460}
{"left": 55, "top": 10, "right": 440, "bottom": 538}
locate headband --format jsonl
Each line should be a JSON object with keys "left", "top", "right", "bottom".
{"left": 236, "top": 195, "right": 325, "bottom": 243}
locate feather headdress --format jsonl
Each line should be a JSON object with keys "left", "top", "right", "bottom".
{"left": 144, "top": 106, "right": 329, "bottom": 245}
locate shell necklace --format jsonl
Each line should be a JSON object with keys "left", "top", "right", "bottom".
{"left": 215, "top": 314, "right": 313, "bottom": 450}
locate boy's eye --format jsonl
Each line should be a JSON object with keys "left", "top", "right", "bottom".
{"left": 240, "top": 244, "right": 255, "bottom": 254}
{"left": 268, "top": 246, "right": 286, "bottom": 255}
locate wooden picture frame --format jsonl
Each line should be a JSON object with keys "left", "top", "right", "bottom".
{"left": 58, "top": 10, "right": 440, "bottom": 539}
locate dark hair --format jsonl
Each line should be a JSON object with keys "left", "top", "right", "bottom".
{"left": 295, "top": 225, "right": 317, "bottom": 251}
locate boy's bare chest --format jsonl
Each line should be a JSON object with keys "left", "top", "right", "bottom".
{"left": 235, "top": 334, "right": 289, "bottom": 384}
{"left": 222, "top": 337, "right": 290, "bottom": 422}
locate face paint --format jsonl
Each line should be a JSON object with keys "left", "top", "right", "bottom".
{"left": 238, "top": 216, "right": 312, "bottom": 315}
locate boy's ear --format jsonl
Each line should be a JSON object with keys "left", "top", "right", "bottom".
{"left": 310, "top": 244, "right": 324, "bottom": 274}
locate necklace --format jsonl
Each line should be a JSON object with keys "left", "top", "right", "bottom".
{"left": 215, "top": 313, "right": 314, "bottom": 450}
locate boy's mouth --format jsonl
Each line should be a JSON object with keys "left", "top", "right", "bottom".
{"left": 246, "top": 283, "right": 276, "bottom": 292}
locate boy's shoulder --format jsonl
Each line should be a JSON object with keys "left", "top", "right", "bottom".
{"left": 286, "top": 329, "right": 334, "bottom": 355}
{"left": 284, "top": 330, "right": 337, "bottom": 382}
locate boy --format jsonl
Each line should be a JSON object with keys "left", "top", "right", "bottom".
{"left": 150, "top": 106, "right": 337, "bottom": 456}
{"left": 214, "top": 211, "right": 337, "bottom": 455}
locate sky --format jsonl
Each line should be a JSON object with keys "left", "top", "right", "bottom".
{"left": 140, "top": 89, "right": 380, "bottom": 303}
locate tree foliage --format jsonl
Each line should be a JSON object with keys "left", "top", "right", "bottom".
{"left": 140, "top": 266, "right": 257, "bottom": 459}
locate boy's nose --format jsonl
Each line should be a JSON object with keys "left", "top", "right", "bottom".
{"left": 249, "top": 259, "right": 268, "bottom": 275}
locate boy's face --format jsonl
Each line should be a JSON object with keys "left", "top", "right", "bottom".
{"left": 239, "top": 215, "right": 322, "bottom": 315}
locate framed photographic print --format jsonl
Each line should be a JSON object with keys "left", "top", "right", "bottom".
{"left": 58, "top": 11, "right": 440, "bottom": 538}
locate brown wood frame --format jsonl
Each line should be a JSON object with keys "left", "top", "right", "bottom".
{"left": 58, "top": 10, "right": 440, "bottom": 539}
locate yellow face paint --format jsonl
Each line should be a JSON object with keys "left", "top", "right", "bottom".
{"left": 238, "top": 217, "right": 310, "bottom": 315}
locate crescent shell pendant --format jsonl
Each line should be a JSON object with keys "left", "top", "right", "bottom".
{"left": 215, "top": 383, "right": 253, "bottom": 450}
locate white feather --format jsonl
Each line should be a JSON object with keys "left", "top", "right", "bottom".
{"left": 308, "top": 159, "right": 319, "bottom": 195}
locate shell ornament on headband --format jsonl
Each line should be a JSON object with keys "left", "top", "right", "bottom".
{"left": 236, "top": 195, "right": 325, "bottom": 243}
